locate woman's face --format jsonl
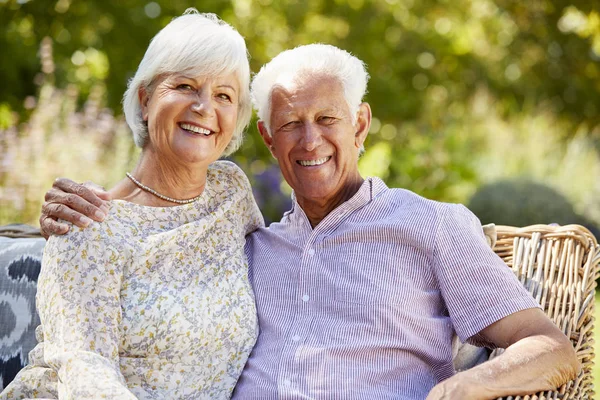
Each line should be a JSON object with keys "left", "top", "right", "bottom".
{"left": 140, "top": 72, "right": 240, "bottom": 167}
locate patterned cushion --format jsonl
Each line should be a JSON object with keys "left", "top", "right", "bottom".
{"left": 0, "top": 235, "right": 44, "bottom": 390}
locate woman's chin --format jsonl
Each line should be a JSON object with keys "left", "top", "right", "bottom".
{"left": 177, "top": 151, "right": 221, "bottom": 167}
{"left": 170, "top": 141, "right": 223, "bottom": 165}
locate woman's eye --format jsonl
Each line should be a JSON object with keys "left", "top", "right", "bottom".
{"left": 217, "top": 93, "right": 232, "bottom": 101}
{"left": 176, "top": 84, "right": 193, "bottom": 90}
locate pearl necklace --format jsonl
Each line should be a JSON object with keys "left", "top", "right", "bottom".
{"left": 126, "top": 172, "right": 202, "bottom": 205}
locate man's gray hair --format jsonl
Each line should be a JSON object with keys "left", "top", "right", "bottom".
{"left": 123, "top": 9, "right": 251, "bottom": 156}
{"left": 250, "top": 44, "right": 369, "bottom": 135}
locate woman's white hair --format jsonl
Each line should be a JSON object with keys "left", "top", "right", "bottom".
{"left": 123, "top": 9, "right": 251, "bottom": 156}
{"left": 250, "top": 44, "right": 369, "bottom": 135}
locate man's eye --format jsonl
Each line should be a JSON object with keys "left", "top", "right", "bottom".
{"left": 281, "top": 121, "right": 299, "bottom": 130}
{"left": 320, "top": 116, "right": 336, "bottom": 123}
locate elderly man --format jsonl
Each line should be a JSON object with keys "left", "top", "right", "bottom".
{"left": 40, "top": 44, "right": 578, "bottom": 399}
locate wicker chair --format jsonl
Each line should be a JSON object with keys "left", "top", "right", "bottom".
{"left": 489, "top": 224, "right": 600, "bottom": 400}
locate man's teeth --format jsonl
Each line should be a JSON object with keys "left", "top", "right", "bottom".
{"left": 298, "top": 157, "right": 330, "bottom": 166}
{"left": 180, "top": 123, "right": 212, "bottom": 136}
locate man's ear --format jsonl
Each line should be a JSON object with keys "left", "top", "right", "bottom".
{"left": 257, "top": 121, "right": 276, "bottom": 159}
{"left": 354, "top": 102, "right": 372, "bottom": 149}
{"left": 139, "top": 86, "right": 150, "bottom": 121}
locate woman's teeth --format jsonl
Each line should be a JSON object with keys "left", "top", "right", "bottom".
{"left": 180, "top": 123, "right": 212, "bottom": 136}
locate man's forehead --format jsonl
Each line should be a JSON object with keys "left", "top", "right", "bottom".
{"left": 269, "top": 74, "right": 346, "bottom": 115}
{"left": 272, "top": 71, "right": 340, "bottom": 92}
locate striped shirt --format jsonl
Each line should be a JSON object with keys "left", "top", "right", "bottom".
{"left": 233, "top": 177, "right": 538, "bottom": 399}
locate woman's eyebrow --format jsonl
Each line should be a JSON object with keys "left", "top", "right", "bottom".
{"left": 216, "top": 84, "right": 237, "bottom": 92}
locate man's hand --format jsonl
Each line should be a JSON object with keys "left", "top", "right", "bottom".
{"left": 425, "top": 377, "right": 475, "bottom": 400}
{"left": 40, "top": 178, "right": 111, "bottom": 239}
{"left": 427, "top": 308, "right": 579, "bottom": 400}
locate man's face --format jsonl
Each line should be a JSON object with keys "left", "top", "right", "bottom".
{"left": 258, "top": 74, "right": 370, "bottom": 206}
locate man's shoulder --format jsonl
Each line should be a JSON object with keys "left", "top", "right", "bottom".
{"left": 379, "top": 186, "right": 449, "bottom": 215}
{"left": 373, "top": 186, "right": 479, "bottom": 232}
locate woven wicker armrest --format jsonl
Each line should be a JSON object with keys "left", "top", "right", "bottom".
{"left": 0, "top": 224, "right": 42, "bottom": 238}
{"left": 491, "top": 224, "right": 600, "bottom": 400}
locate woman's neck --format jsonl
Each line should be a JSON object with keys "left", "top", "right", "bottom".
{"left": 110, "top": 149, "right": 209, "bottom": 207}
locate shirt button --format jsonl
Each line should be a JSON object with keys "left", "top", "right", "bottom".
{"left": 302, "top": 294, "right": 310, "bottom": 302}
{"left": 307, "top": 249, "right": 315, "bottom": 256}
{"left": 291, "top": 335, "right": 301, "bottom": 342}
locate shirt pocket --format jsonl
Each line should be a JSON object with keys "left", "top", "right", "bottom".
{"left": 327, "top": 243, "right": 430, "bottom": 305}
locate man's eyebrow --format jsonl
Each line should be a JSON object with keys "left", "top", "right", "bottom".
{"left": 320, "top": 107, "right": 343, "bottom": 114}
{"left": 273, "top": 111, "right": 297, "bottom": 121}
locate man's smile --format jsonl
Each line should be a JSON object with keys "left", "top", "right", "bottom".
{"left": 297, "top": 156, "right": 331, "bottom": 167}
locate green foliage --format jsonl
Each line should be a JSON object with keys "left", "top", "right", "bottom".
{"left": 465, "top": 92, "right": 600, "bottom": 230}
{"left": 0, "top": 40, "right": 138, "bottom": 225}
{"left": 2, "top": 0, "right": 599, "bottom": 125}
{"left": 468, "top": 179, "right": 586, "bottom": 226}
{"left": 1, "top": 0, "right": 599, "bottom": 228}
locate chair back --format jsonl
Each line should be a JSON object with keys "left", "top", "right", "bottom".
{"left": 491, "top": 224, "right": 600, "bottom": 400}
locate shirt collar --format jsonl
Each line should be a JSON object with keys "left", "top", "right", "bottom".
{"left": 283, "top": 177, "right": 389, "bottom": 227}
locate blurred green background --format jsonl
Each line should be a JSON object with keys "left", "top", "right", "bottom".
{"left": 2, "top": 0, "right": 600, "bottom": 227}
{"left": 1, "top": 0, "right": 600, "bottom": 385}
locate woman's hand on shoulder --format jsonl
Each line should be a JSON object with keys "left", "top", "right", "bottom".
{"left": 40, "top": 178, "right": 111, "bottom": 239}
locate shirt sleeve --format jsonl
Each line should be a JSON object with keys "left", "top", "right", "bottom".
{"left": 432, "top": 204, "right": 540, "bottom": 346}
{"left": 37, "top": 223, "right": 136, "bottom": 399}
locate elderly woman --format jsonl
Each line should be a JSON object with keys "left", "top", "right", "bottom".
{"left": 1, "top": 10, "right": 262, "bottom": 399}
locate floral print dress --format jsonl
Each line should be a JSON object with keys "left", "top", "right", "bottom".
{"left": 1, "top": 161, "right": 264, "bottom": 400}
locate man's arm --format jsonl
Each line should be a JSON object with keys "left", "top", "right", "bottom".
{"left": 40, "top": 178, "right": 111, "bottom": 238}
{"left": 426, "top": 308, "right": 579, "bottom": 400}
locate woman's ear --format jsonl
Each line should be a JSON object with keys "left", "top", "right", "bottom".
{"left": 138, "top": 86, "right": 150, "bottom": 121}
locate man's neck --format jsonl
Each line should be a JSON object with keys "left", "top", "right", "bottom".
{"left": 296, "top": 178, "right": 365, "bottom": 228}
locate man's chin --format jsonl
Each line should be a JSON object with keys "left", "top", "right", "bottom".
{"left": 294, "top": 184, "right": 336, "bottom": 203}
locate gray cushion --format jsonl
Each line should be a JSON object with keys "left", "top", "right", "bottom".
{"left": 0, "top": 235, "right": 45, "bottom": 390}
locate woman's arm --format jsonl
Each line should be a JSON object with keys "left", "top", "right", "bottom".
{"left": 38, "top": 223, "right": 136, "bottom": 399}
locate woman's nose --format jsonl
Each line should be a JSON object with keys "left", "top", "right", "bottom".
{"left": 190, "top": 92, "right": 214, "bottom": 116}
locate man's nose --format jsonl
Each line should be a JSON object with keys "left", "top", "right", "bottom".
{"left": 190, "top": 92, "right": 214, "bottom": 116}
{"left": 301, "top": 123, "right": 323, "bottom": 151}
